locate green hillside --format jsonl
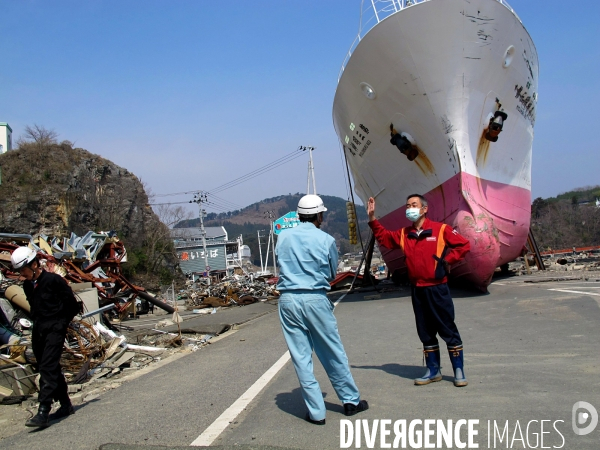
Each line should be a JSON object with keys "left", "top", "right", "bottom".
{"left": 531, "top": 185, "right": 600, "bottom": 250}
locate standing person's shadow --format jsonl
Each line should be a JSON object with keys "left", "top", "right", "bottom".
{"left": 352, "top": 363, "right": 442, "bottom": 380}
{"left": 275, "top": 388, "right": 345, "bottom": 419}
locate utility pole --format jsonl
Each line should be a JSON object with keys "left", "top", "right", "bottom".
{"left": 190, "top": 192, "right": 210, "bottom": 285}
{"left": 300, "top": 146, "right": 316, "bottom": 194}
{"left": 236, "top": 234, "right": 245, "bottom": 273}
{"left": 265, "top": 210, "right": 277, "bottom": 276}
{"left": 271, "top": 219, "right": 277, "bottom": 277}
{"left": 264, "top": 227, "right": 271, "bottom": 274}
{"left": 257, "top": 230, "right": 265, "bottom": 273}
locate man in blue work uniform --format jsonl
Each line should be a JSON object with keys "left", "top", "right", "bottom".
{"left": 276, "top": 194, "right": 368, "bottom": 425}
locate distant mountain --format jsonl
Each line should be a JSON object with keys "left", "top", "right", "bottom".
{"left": 177, "top": 193, "right": 369, "bottom": 266}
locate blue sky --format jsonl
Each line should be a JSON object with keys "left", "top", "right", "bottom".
{"left": 2, "top": 0, "right": 598, "bottom": 214}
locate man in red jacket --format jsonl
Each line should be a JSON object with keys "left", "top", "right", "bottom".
{"left": 368, "top": 194, "right": 470, "bottom": 387}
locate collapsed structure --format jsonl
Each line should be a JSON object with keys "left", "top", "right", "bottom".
{"left": 0, "top": 230, "right": 279, "bottom": 402}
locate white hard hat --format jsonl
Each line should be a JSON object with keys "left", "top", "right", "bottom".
{"left": 297, "top": 194, "right": 327, "bottom": 215}
{"left": 11, "top": 247, "right": 37, "bottom": 270}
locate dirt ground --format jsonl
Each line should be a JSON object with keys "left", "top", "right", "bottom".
{"left": 0, "top": 401, "right": 34, "bottom": 440}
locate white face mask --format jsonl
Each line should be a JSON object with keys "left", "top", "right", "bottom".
{"left": 406, "top": 207, "right": 422, "bottom": 222}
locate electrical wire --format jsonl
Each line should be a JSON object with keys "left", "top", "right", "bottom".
{"left": 206, "top": 149, "right": 307, "bottom": 195}
{"left": 209, "top": 193, "right": 243, "bottom": 209}
{"left": 154, "top": 190, "right": 197, "bottom": 198}
{"left": 206, "top": 196, "right": 242, "bottom": 210}
{"left": 206, "top": 198, "right": 240, "bottom": 210}
{"left": 205, "top": 147, "right": 304, "bottom": 193}
{"left": 152, "top": 147, "right": 308, "bottom": 210}
{"left": 149, "top": 201, "right": 190, "bottom": 206}
{"left": 205, "top": 201, "right": 230, "bottom": 213}
{"left": 149, "top": 197, "right": 237, "bottom": 213}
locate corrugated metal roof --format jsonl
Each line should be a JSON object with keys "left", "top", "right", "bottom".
{"left": 171, "top": 226, "right": 227, "bottom": 240}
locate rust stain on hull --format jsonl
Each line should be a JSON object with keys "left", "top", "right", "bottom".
{"left": 476, "top": 130, "right": 491, "bottom": 167}
{"left": 430, "top": 184, "right": 447, "bottom": 216}
{"left": 476, "top": 175, "right": 483, "bottom": 195}
{"left": 414, "top": 146, "right": 435, "bottom": 175}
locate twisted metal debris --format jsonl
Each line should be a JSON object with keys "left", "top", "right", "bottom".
{"left": 182, "top": 276, "right": 280, "bottom": 309}
{"left": 0, "top": 230, "right": 178, "bottom": 394}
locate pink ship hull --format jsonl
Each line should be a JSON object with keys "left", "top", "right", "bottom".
{"left": 376, "top": 173, "right": 531, "bottom": 290}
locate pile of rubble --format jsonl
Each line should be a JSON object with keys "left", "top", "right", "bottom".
{"left": 0, "top": 231, "right": 175, "bottom": 315}
{"left": 508, "top": 251, "right": 600, "bottom": 275}
{"left": 181, "top": 275, "right": 280, "bottom": 311}
{"left": 0, "top": 230, "right": 282, "bottom": 404}
{"left": 0, "top": 231, "right": 186, "bottom": 403}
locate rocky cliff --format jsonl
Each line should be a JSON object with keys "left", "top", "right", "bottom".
{"left": 0, "top": 142, "right": 160, "bottom": 248}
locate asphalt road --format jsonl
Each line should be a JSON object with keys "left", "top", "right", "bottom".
{"left": 2, "top": 276, "right": 600, "bottom": 449}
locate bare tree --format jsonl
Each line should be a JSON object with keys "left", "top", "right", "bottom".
{"left": 144, "top": 204, "right": 192, "bottom": 273}
{"left": 17, "top": 124, "right": 59, "bottom": 149}
{"left": 533, "top": 201, "right": 600, "bottom": 250}
{"left": 142, "top": 179, "right": 192, "bottom": 275}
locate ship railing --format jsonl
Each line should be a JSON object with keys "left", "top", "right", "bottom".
{"left": 338, "top": 0, "right": 520, "bottom": 82}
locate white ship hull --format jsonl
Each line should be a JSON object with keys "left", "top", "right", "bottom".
{"left": 333, "top": 0, "right": 539, "bottom": 289}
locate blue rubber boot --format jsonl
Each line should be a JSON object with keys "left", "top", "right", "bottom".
{"left": 448, "top": 345, "right": 468, "bottom": 387}
{"left": 414, "top": 345, "right": 442, "bottom": 385}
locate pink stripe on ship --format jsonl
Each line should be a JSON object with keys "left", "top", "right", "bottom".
{"left": 376, "top": 173, "right": 531, "bottom": 291}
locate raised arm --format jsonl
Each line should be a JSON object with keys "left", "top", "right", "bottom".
{"left": 367, "top": 197, "right": 376, "bottom": 222}
{"left": 367, "top": 197, "right": 404, "bottom": 250}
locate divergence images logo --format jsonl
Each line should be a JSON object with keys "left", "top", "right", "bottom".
{"left": 572, "top": 401, "right": 598, "bottom": 436}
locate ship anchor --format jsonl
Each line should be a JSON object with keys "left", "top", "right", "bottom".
{"left": 390, "top": 123, "right": 419, "bottom": 161}
{"left": 484, "top": 111, "right": 508, "bottom": 142}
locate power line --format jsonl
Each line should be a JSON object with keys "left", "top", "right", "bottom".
{"left": 205, "top": 201, "right": 230, "bottom": 213}
{"left": 206, "top": 147, "right": 307, "bottom": 195}
{"left": 150, "top": 198, "right": 235, "bottom": 213}
{"left": 207, "top": 147, "right": 303, "bottom": 192}
{"left": 151, "top": 146, "right": 308, "bottom": 210}
{"left": 205, "top": 197, "right": 241, "bottom": 211}
{"left": 154, "top": 147, "right": 305, "bottom": 198}
{"left": 208, "top": 193, "right": 243, "bottom": 209}
{"left": 154, "top": 190, "right": 197, "bottom": 198}
{"left": 149, "top": 201, "right": 190, "bottom": 206}
{"left": 208, "top": 151, "right": 307, "bottom": 195}
{"left": 151, "top": 195, "right": 243, "bottom": 211}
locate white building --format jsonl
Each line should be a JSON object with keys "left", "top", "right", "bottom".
{"left": 0, "top": 123, "right": 12, "bottom": 154}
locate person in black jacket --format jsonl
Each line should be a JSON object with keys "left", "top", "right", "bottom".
{"left": 11, "top": 247, "right": 80, "bottom": 428}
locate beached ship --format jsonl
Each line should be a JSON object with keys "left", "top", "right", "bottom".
{"left": 333, "top": 0, "right": 538, "bottom": 290}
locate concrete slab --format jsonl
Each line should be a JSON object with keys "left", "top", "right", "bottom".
{"left": 160, "top": 301, "right": 278, "bottom": 335}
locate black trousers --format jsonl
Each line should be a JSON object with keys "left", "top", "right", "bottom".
{"left": 32, "top": 320, "right": 70, "bottom": 406}
{"left": 411, "top": 283, "right": 462, "bottom": 347}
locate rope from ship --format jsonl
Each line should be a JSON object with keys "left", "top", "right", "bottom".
{"left": 340, "top": 143, "right": 377, "bottom": 291}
